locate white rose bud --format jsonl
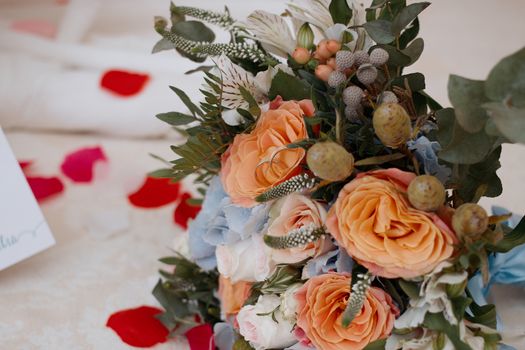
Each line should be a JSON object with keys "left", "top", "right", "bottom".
{"left": 216, "top": 234, "right": 276, "bottom": 283}
{"left": 280, "top": 283, "right": 303, "bottom": 321}
{"left": 237, "top": 294, "right": 297, "bottom": 350}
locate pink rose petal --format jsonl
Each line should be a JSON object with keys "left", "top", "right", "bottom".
{"left": 60, "top": 146, "right": 107, "bottom": 183}
{"left": 10, "top": 19, "right": 57, "bottom": 38}
{"left": 26, "top": 176, "right": 64, "bottom": 202}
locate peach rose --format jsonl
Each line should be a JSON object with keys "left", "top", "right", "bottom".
{"left": 265, "top": 194, "right": 334, "bottom": 264}
{"left": 221, "top": 100, "right": 314, "bottom": 207}
{"left": 296, "top": 273, "right": 398, "bottom": 350}
{"left": 326, "top": 169, "right": 458, "bottom": 279}
{"left": 218, "top": 275, "right": 252, "bottom": 317}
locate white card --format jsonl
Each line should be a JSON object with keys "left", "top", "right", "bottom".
{"left": 0, "top": 129, "right": 55, "bottom": 270}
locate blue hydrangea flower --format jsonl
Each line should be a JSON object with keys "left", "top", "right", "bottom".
{"left": 407, "top": 136, "right": 451, "bottom": 183}
{"left": 302, "top": 246, "right": 354, "bottom": 279}
{"left": 188, "top": 176, "right": 269, "bottom": 270}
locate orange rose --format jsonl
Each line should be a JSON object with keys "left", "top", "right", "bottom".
{"left": 221, "top": 100, "right": 314, "bottom": 207}
{"left": 326, "top": 169, "right": 457, "bottom": 279}
{"left": 296, "top": 273, "right": 398, "bottom": 350}
{"left": 218, "top": 275, "right": 252, "bottom": 317}
{"left": 265, "top": 194, "right": 334, "bottom": 264}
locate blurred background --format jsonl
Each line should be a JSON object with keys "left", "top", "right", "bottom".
{"left": 0, "top": 0, "right": 524, "bottom": 348}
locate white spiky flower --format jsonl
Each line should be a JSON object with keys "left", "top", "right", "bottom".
{"left": 244, "top": 10, "right": 296, "bottom": 57}
{"left": 212, "top": 55, "right": 294, "bottom": 112}
{"left": 287, "top": 0, "right": 334, "bottom": 34}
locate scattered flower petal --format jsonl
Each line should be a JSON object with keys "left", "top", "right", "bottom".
{"left": 60, "top": 146, "right": 107, "bottom": 183}
{"left": 100, "top": 70, "right": 150, "bottom": 97}
{"left": 26, "top": 176, "right": 64, "bottom": 202}
{"left": 174, "top": 193, "right": 201, "bottom": 229}
{"left": 128, "top": 177, "right": 181, "bottom": 208}
{"left": 18, "top": 160, "right": 33, "bottom": 171}
{"left": 106, "top": 306, "right": 169, "bottom": 348}
{"left": 10, "top": 19, "right": 57, "bottom": 38}
{"left": 185, "top": 324, "right": 214, "bottom": 350}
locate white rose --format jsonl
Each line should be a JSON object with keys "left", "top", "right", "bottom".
{"left": 237, "top": 294, "right": 297, "bottom": 350}
{"left": 216, "top": 234, "right": 275, "bottom": 283}
{"left": 280, "top": 283, "right": 303, "bottom": 322}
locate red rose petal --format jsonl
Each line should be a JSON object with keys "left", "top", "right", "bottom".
{"left": 100, "top": 70, "right": 150, "bottom": 97}
{"left": 60, "top": 146, "right": 107, "bottom": 183}
{"left": 173, "top": 193, "right": 201, "bottom": 229}
{"left": 106, "top": 306, "right": 169, "bottom": 348}
{"left": 18, "top": 160, "right": 32, "bottom": 171}
{"left": 26, "top": 176, "right": 64, "bottom": 201}
{"left": 128, "top": 177, "right": 181, "bottom": 208}
{"left": 185, "top": 324, "right": 214, "bottom": 350}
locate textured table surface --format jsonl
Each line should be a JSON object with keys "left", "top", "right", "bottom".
{"left": 1, "top": 0, "right": 524, "bottom": 349}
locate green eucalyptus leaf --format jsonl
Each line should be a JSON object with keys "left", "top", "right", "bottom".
{"left": 391, "top": 72, "right": 425, "bottom": 91}
{"left": 487, "top": 216, "right": 525, "bottom": 253}
{"left": 363, "top": 20, "right": 395, "bottom": 44}
{"left": 456, "top": 146, "right": 502, "bottom": 202}
{"left": 436, "top": 108, "right": 497, "bottom": 164}
{"left": 424, "top": 312, "right": 472, "bottom": 350}
{"left": 363, "top": 338, "right": 386, "bottom": 349}
{"left": 401, "top": 37, "right": 424, "bottom": 66}
{"left": 156, "top": 112, "right": 196, "bottom": 125}
{"left": 376, "top": 44, "right": 411, "bottom": 67}
{"left": 482, "top": 102, "right": 525, "bottom": 143}
{"left": 172, "top": 20, "right": 215, "bottom": 42}
{"left": 485, "top": 47, "right": 525, "bottom": 108}
{"left": 268, "top": 70, "right": 310, "bottom": 100}
{"left": 399, "top": 18, "right": 419, "bottom": 49}
{"left": 448, "top": 75, "right": 490, "bottom": 133}
{"left": 152, "top": 37, "right": 174, "bottom": 53}
{"left": 329, "top": 0, "right": 353, "bottom": 24}
{"left": 391, "top": 2, "right": 430, "bottom": 36}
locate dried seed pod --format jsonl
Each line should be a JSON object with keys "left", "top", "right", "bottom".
{"left": 372, "top": 103, "right": 412, "bottom": 148}
{"left": 306, "top": 142, "right": 354, "bottom": 181}
{"left": 356, "top": 63, "right": 378, "bottom": 85}
{"left": 335, "top": 51, "right": 355, "bottom": 71}
{"left": 342, "top": 86, "right": 364, "bottom": 107}
{"left": 354, "top": 50, "right": 370, "bottom": 66}
{"left": 452, "top": 203, "right": 489, "bottom": 240}
{"left": 344, "top": 105, "right": 362, "bottom": 122}
{"left": 407, "top": 175, "right": 446, "bottom": 212}
{"left": 378, "top": 91, "right": 398, "bottom": 104}
{"left": 369, "top": 48, "right": 389, "bottom": 66}
{"left": 328, "top": 70, "right": 346, "bottom": 88}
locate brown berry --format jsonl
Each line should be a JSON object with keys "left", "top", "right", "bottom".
{"left": 372, "top": 103, "right": 412, "bottom": 148}
{"left": 326, "top": 40, "right": 342, "bottom": 54}
{"left": 452, "top": 203, "right": 489, "bottom": 239}
{"left": 306, "top": 142, "right": 354, "bottom": 181}
{"left": 407, "top": 175, "right": 446, "bottom": 212}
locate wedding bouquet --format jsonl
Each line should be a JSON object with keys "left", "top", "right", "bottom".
{"left": 150, "top": 1, "right": 525, "bottom": 349}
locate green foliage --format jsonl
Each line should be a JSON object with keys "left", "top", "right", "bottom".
{"left": 363, "top": 20, "right": 395, "bottom": 44}
{"left": 391, "top": 2, "right": 430, "bottom": 36}
{"left": 488, "top": 216, "right": 525, "bottom": 253}
{"left": 152, "top": 254, "right": 221, "bottom": 330}
{"left": 363, "top": 339, "right": 387, "bottom": 350}
{"left": 423, "top": 312, "right": 472, "bottom": 350}
{"left": 268, "top": 70, "right": 310, "bottom": 100}
{"left": 156, "top": 112, "right": 196, "bottom": 126}
{"left": 329, "top": 0, "right": 353, "bottom": 25}
{"left": 485, "top": 47, "right": 525, "bottom": 108}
